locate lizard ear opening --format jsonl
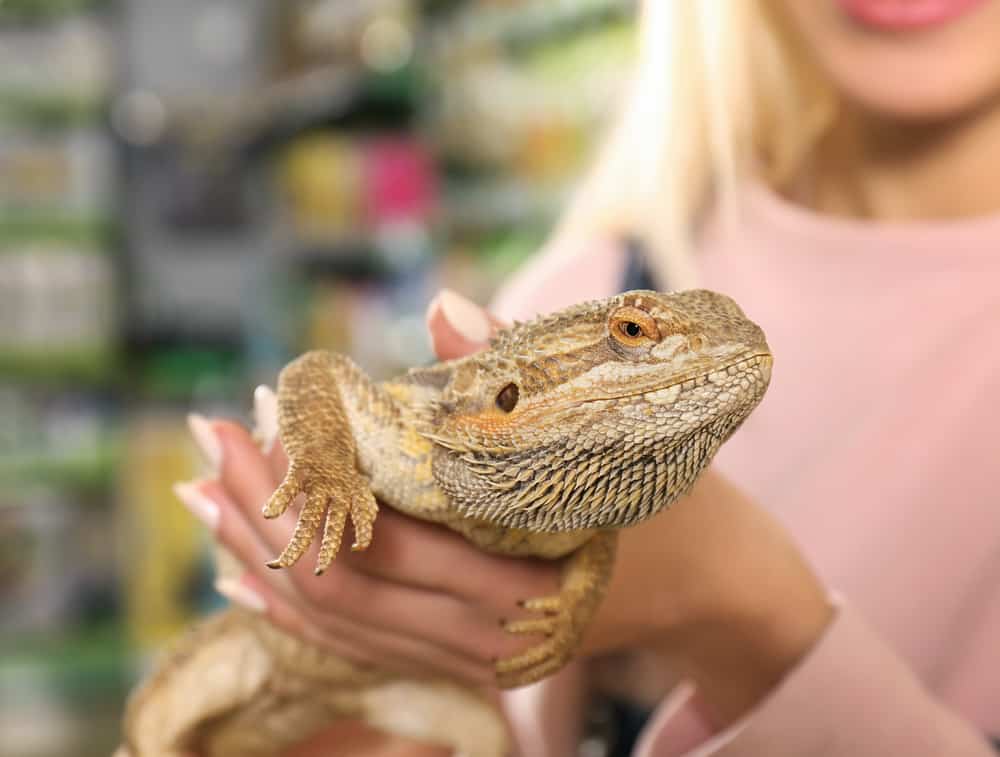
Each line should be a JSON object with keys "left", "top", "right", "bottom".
{"left": 495, "top": 383, "right": 519, "bottom": 412}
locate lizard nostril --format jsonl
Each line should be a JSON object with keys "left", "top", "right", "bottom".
{"left": 496, "top": 383, "right": 519, "bottom": 412}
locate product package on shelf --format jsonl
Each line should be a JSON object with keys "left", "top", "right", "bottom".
{"left": 0, "top": 124, "right": 117, "bottom": 379}
{"left": 0, "top": 11, "right": 113, "bottom": 125}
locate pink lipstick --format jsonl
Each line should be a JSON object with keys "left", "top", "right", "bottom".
{"left": 836, "top": 0, "right": 988, "bottom": 30}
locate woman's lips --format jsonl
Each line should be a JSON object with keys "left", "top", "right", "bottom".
{"left": 835, "top": 0, "right": 988, "bottom": 30}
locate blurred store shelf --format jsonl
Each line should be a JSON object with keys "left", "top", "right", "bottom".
{"left": 0, "top": 0, "right": 110, "bottom": 22}
{"left": 429, "top": 0, "right": 635, "bottom": 58}
{"left": 443, "top": 177, "right": 569, "bottom": 229}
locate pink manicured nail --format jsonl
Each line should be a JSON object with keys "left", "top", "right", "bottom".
{"left": 253, "top": 385, "right": 278, "bottom": 454}
{"left": 187, "top": 413, "right": 222, "bottom": 471}
{"left": 435, "top": 289, "right": 492, "bottom": 344}
{"left": 173, "top": 481, "right": 220, "bottom": 531}
{"left": 214, "top": 578, "right": 267, "bottom": 613}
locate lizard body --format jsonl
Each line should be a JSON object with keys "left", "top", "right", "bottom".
{"left": 123, "top": 289, "right": 772, "bottom": 756}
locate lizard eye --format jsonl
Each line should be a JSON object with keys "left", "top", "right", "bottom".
{"left": 621, "top": 321, "right": 643, "bottom": 338}
{"left": 610, "top": 306, "right": 660, "bottom": 347}
{"left": 496, "top": 383, "right": 519, "bottom": 412}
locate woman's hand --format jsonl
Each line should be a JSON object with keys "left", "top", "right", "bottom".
{"left": 179, "top": 292, "right": 557, "bottom": 689}
{"left": 175, "top": 291, "right": 555, "bottom": 756}
{"left": 186, "top": 421, "right": 560, "bottom": 686}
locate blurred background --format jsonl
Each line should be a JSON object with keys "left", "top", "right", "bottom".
{"left": 0, "top": 0, "right": 636, "bottom": 754}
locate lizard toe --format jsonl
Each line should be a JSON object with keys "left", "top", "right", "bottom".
{"left": 502, "top": 617, "right": 557, "bottom": 636}
{"left": 494, "top": 634, "right": 573, "bottom": 688}
{"left": 517, "top": 594, "right": 563, "bottom": 615}
{"left": 349, "top": 487, "right": 378, "bottom": 551}
{"left": 262, "top": 474, "right": 302, "bottom": 519}
{"left": 267, "top": 485, "right": 329, "bottom": 569}
{"left": 315, "top": 495, "right": 350, "bottom": 574}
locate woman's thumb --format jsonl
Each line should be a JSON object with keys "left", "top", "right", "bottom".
{"left": 425, "top": 289, "right": 507, "bottom": 360}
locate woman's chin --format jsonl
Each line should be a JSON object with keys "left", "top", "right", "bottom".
{"left": 776, "top": 0, "right": 1000, "bottom": 124}
{"left": 836, "top": 68, "right": 1000, "bottom": 125}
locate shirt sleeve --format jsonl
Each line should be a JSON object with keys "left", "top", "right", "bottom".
{"left": 634, "top": 599, "right": 997, "bottom": 757}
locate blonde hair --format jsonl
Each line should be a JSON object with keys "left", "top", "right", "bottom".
{"left": 550, "top": 0, "right": 838, "bottom": 288}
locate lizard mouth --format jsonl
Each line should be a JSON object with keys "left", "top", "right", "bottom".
{"left": 579, "top": 351, "right": 773, "bottom": 404}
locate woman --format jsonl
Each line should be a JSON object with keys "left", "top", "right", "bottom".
{"left": 177, "top": 1, "right": 1000, "bottom": 754}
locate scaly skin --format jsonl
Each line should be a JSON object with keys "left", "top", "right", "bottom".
{"left": 123, "top": 289, "right": 772, "bottom": 757}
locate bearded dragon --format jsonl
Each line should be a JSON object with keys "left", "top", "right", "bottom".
{"left": 122, "top": 289, "right": 772, "bottom": 757}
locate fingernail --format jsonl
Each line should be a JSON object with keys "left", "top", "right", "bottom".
{"left": 173, "top": 481, "right": 220, "bottom": 531}
{"left": 214, "top": 577, "right": 267, "bottom": 613}
{"left": 253, "top": 385, "right": 278, "bottom": 454}
{"left": 187, "top": 413, "right": 222, "bottom": 471}
{"left": 435, "top": 289, "right": 491, "bottom": 344}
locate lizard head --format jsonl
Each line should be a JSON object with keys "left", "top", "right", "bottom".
{"left": 422, "top": 289, "right": 772, "bottom": 531}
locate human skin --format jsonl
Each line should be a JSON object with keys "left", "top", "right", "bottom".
{"left": 775, "top": 0, "right": 1000, "bottom": 121}
{"left": 774, "top": 0, "right": 1000, "bottom": 219}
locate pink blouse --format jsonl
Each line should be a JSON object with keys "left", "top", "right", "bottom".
{"left": 491, "top": 183, "right": 1000, "bottom": 756}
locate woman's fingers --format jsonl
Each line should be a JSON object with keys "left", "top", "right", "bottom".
{"left": 211, "top": 419, "right": 321, "bottom": 582}
{"left": 199, "top": 471, "right": 539, "bottom": 668}
{"left": 180, "top": 287, "right": 559, "bottom": 689}
{"left": 240, "top": 571, "right": 497, "bottom": 685}
{"left": 252, "top": 384, "right": 289, "bottom": 480}
{"left": 338, "top": 509, "right": 561, "bottom": 613}
{"left": 199, "top": 477, "right": 499, "bottom": 681}
{"left": 213, "top": 418, "right": 561, "bottom": 615}
{"left": 215, "top": 418, "right": 281, "bottom": 514}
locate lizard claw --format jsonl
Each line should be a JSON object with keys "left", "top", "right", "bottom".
{"left": 263, "top": 462, "right": 378, "bottom": 574}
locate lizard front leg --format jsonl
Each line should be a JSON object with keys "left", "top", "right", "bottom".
{"left": 264, "top": 350, "right": 379, "bottom": 574}
{"left": 496, "top": 530, "right": 618, "bottom": 687}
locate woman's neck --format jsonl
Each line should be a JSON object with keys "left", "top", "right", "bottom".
{"left": 790, "top": 94, "right": 1000, "bottom": 221}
